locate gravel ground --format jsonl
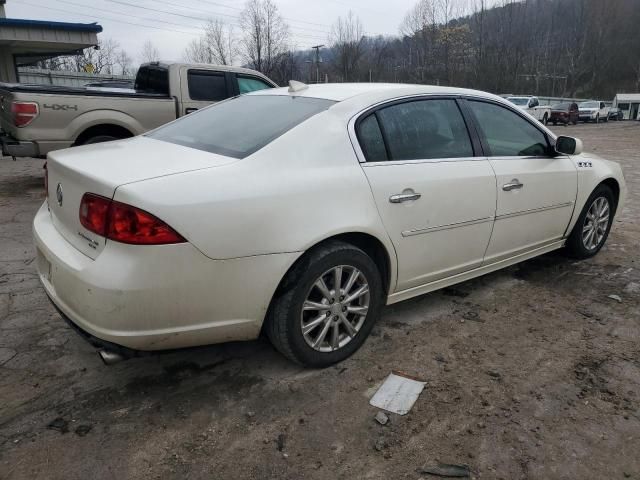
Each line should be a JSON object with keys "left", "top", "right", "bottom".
{"left": 1, "top": 122, "right": 639, "bottom": 480}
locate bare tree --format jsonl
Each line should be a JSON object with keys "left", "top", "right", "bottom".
{"left": 329, "top": 11, "right": 365, "bottom": 82}
{"left": 140, "top": 40, "right": 160, "bottom": 64}
{"left": 240, "top": 0, "right": 290, "bottom": 76}
{"left": 184, "top": 19, "right": 235, "bottom": 65}
{"left": 115, "top": 50, "right": 133, "bottom": 75}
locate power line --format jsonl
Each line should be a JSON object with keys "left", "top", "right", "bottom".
{"left": 56, "top": 0, "right": 202, "bottom": 32}
{"left": 21, "top": 0, "right": 201, "bottom": 36}
{"left": 196, "top": 0, "right": 335, "bottom": 29}
{"left": 107, "top": 0, "right": 331, "bottom": 40}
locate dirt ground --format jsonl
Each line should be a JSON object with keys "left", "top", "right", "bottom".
{"left": 0, "top": 122, "right": 639, "bottom": 480}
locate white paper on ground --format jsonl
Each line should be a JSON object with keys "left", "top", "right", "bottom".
{"left": 369, "top": 371, "right": 426, "bottom": 415}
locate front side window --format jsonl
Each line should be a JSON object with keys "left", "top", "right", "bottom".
{"left": 359, "top": 99, "right": 473, "bottom": 162}
{"left": 237, "top": 76, "right": 273, "bottom": 94}
{"left": 467, "top": 101, "right": 549, "bottom": 157}
{"left": 148, "top": 95, "right": 335, "bottom": 158}
{"left": 188, "top": 71, "right": 227, "bottom": 101}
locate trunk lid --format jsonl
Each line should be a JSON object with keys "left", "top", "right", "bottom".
{"left": 46, "top": 136, "right": 237, "bottom": 259}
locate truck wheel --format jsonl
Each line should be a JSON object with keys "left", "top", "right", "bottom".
{"left": 594, "top": 114, "right": 599, "bottom": 124}
{"left": 80, "top": 135, "right": 119, "bottom": 145}
{"left": 542, "top": 113, "right": 548, "bottom": 125}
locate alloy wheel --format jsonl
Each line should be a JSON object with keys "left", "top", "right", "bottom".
{"left": 582, "top": 196, "right": 610, "bottom": 251}
{"left": 301, "top": 265, "right": 370, "bottom": 352}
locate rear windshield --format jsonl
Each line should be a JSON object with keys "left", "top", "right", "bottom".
{"left": 552, "top": 103, "right": 570, "bottom": 109}
{"left": 579, "top": 101, "right": 598, "bottom": 108}
{"left": 135, "top": 66, "right": 169, "bottom": 95}
{"left": 508, "top": 97, "right": 529, "bottom": 106}
{"left": 148, "top": 95, "right": 335, "bottom": 158}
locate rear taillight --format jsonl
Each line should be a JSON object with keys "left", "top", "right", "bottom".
{"left": 79, "top": 193, "right": 186, "bottom": 245}
{"left": 11, "top": 101, "right": 39, "bottom": 127}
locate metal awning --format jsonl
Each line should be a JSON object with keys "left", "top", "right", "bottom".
{"left": 0, "top": 17, "right": 102, "bottom": 81}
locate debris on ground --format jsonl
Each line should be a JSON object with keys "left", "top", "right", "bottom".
{"left": 374, "top": 436, "right": 387, "bottom": 451}
{"left": 607, "top": 294, "right": 623, "bottom": 303}
{"left": 74, "top": 425, "right": 92, "bottom": 437}
{"left": 276, "top": 433, "right": 286, "bottom": 452}
{"left": 624, "top": 282, "right": 639, "bottom": 294}
{"left": 46, "top": 417, "right": 69, "bottom": 434}
{"left": 462, "top": 311, "right": 484, "bottom": 322}
{"left": 418, "top": 463, "right": 471, "bottom": 477}
{"left": 369, "top": 371, "right": 426, "bottom": 415}
{"left": 374, "top": 411, "right": 389, "bottom": 425}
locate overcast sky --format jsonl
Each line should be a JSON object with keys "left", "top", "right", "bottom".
{"left": 6, "top": 0, "right": 421, "bottom": 65}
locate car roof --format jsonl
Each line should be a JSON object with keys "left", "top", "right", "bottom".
{"left": 248, "top": 83, "right": 507, "bottom": 110}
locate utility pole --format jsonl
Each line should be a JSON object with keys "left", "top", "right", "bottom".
{"left": 311, "top": 44, "right": 324, "bottom": 84}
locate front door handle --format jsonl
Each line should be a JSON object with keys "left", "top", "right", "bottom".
{"left": 389, "top": 192, "right": 422, "bottom": 203}
{"left": 502, "top": 179, "right": 524, "bottom": 191}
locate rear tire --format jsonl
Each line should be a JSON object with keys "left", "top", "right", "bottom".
{"left": 266, "top": 241, "right": 384, "bottom": 367}
{"left": 79, "top": 135, "right": 119, "bottom": 145}
{"left": 565, "top": 184, "right": 615, "bottom": 259}
{"left": 542, "top": 113, "right": 548, "bottom": 125}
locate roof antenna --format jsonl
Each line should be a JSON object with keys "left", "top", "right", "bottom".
{"left": 288, "top": 80, "right": 308, "bottom": 93}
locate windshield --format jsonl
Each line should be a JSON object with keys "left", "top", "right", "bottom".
{"left": 579, "top": 101, "right": 599, "bottom": 108}
{"left": 552, "top": 103, "right": 570, "bottom": 109}
{"left": 148, "top": 95, "right": 336, "bottom": 158}
{"left": 507, "top": 97, "right": 529, "bottom": 106}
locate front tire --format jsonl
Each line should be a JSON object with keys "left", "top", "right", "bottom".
{"left": 266, "top": 241, "right": 384, "bottom": 367}
{"left": 542, "top": 113, "right": 548, "bottom": 125}
{"left": 566, "top": 185, "right": 615, "bottom": 259}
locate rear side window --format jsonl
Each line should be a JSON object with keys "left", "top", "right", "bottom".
{"left": 148, "top": 95, "right": 335, "bottom": 158}
{"left": 357, "top": 115, "right": 388, "bottom": 162}
{"left": 360, "top": 99, "right": 473, "bottom": 161}
{"left": 467, "top": 101, "right": 549, "bottom": 157}
{"left": 238, "top": 76, "right": 273, "bottom": 94}
{"left": 135, "top": 66, "right": 169, "bottom": 95}
{"left": 188, "top": 71, "right": 227, "bottom": 101}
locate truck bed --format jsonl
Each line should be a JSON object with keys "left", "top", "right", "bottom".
{"left": 0, "top": 82, "right": 170, "bottom": 99}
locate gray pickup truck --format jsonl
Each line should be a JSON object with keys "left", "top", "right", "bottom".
{"left": 0, "top": 62, "right": 276, "bottom": 158}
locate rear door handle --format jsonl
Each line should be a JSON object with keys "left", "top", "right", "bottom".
{"left": 502, "top": 179, "right": 524, "bottom": 191}
{"left": 185, "top": 107, "right": 198, "bottom": 114}
{"left": 389, "top": 192, "right": 421, "bottom": 203}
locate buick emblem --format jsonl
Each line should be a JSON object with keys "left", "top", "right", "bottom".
{"left": 56, "top": 183, "right": 63, "bottom": 206}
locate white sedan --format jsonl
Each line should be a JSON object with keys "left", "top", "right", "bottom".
{"left": 34, "top": 82, "right": 626, "bottom": 367}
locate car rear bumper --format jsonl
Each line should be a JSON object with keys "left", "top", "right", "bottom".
{"left": 33, "top": 202, "right": 299, "bottom": 351}
{"left": 1, "top": 132, "right": 72, "bottom": 158}
{"left": 1, "top": 132, "right": 39, "bottom": 157}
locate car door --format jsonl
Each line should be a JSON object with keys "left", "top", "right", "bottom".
{"left": 355, "top": 97, "right": 497, "bottom": 292}
{"left": 464, "top": 99, "right": 577, "bottom": 263}
{"left": 180, "top": 68, "right": 234, "bottom": 115}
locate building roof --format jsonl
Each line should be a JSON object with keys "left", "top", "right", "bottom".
{"left": 0, "top": 17, "right": 102, "bottom": 33}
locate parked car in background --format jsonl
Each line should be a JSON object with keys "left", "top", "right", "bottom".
{"left": 608, "top": 107, "right": 624, "bottom": 121}
{"left": 506, "top": 96, "right": 551, "bottom": 124}
{"left": 549, "top": 102, "right": 579, "bottom": 125}
{"left": 34, "top": 83, "right": 626, "bottom": 367}
{"left": 579, "top": 101, "right": 610, "bottom": 123}
{"left": 0, "top": 62, "right": 276, "bottom": 158}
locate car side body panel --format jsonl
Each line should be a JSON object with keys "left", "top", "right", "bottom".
{"left": 112, "top": 111, "right": 400, "bottom": 290}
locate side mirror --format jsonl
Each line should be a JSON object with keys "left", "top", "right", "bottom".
{"left": 555, "top": 136, "right": 583, "bottom": 155}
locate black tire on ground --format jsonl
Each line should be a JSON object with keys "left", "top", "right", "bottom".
{"left": 79, "top": 135, "right": 119, "bottom": 145}
{"left": 542, "top": 113, "right": 548, "bottom": 125}
{"left": 565, "top": 184, "right": 615, "bottom": 259}
{"left": 594, "top": 114, "right": 600, "bottom": 124}
{"left": 265, "top": 240, "right": 384, "bottom": 367}
{"left": 572, "top": 119, "right": 578, "bottom": 125}
{"left": 552, "top": 121, "right": 558, "bottom": 126}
